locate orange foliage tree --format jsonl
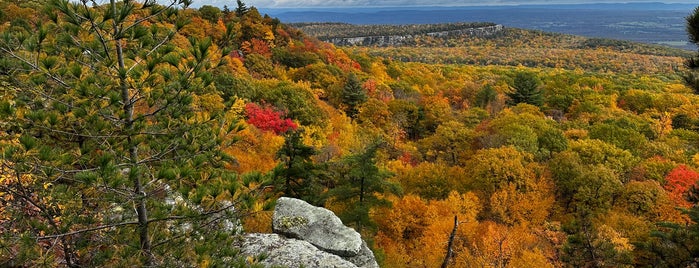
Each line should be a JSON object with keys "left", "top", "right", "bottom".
{"left": 373, "top": 192, "right": 480, "bottom": 267}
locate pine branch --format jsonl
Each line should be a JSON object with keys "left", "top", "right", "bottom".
{"left": 36, "top": 199, "right": 242, "bottom": 241}
{"left": 36, "top": 220, "right": 140, "bottom": 240}
{"left": 0, "top": 47, "right": 70, "bottom": 88}
{"left": 120, "top": 0, "right": 178, "bottom": 36}
{"left": 35, "top": 124, "right": 127, "bottom": 139}
{"left": 127, "top": 34, "right": 173, "bottom": 74}
{"left": 86, "top": 1, "right": 113, "bottom": 61}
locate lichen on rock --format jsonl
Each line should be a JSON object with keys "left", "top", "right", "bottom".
{"left": 238, "top": 197, "right": 379, "bottom": 268}
{"left": 277, "top": 215, "right": 309, "bottom": 229}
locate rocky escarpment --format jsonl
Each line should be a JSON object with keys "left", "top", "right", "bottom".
{"left": 237, "top": 197, "right": 378, "bottom": 268}
{"left": 325, "top": 24, "right": 504, "bottom": 46}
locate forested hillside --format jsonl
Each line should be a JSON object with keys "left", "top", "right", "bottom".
{"left": 298, "top": 22, "right": 692, "bottom": 73}
{"left": 2, "top": 0, "right": 699, "bottom": 267}
{"left": 291, "top": 22, "right": 498, "bottom": 40}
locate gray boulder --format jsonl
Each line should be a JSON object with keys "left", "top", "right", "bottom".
{"left": 272, "top": 197, "right": 363, "bottom": 257}
{"left": 345, "top": 240, "right": 379, "bottom": 268}
{"left": 238, "top": 197, "right": 379, "bottom": 267}
{"left": 239, "top": 233, "right": 357, "bottom": 268}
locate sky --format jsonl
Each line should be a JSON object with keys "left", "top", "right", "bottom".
{"left": 197, "top": 0, "right": 698, "bottom": 8}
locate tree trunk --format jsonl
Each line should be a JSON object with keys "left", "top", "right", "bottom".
{"left": 441, "top": 215, "right": 458, "bottom": 268}
{"left": 359, "top": 176, "right": 365, "bottom": 204}
{"left": 285, "top": 147, "right": 293, "bottom": 196}
{"left": 134, "top": 173, "right": 152, "bottom": 265}
{"left": 113, "top": 0, "right": 151, "bottom": 264}
{"left": 582, "top": 223, "right": 598, "bottom": 267}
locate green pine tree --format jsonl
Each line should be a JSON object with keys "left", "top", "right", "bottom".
{"left": 326, "top": 141, "right": 400, "bottom": 233}
{"left": 684, "top": 6, "right": 699, "bottom": 93}
{"left": 507, "top": 72, "right": 544, "bottom": 107}
{"left": 273, "top": 129, "right": 324, "bottom": 205}
{"left": 236, "top": 0, "right": 249, "bottom": 17}
{"left": 0, "top": 0, "right": 257, "bottom": 266}
{"left": 341, "top": 73, "right": 368, "bottom": 119}
{"left": 475, "top": 84, "right": 497, "bottom": 108}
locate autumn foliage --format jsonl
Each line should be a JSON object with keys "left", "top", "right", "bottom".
{"left": 245, "top": 102, "right": 298, "bottom": 134}
{"left": 4, "top": 1, "right": 699, "bottom": 267}
{"left": 664, "top": 165, "right": 699, "bottom": 208}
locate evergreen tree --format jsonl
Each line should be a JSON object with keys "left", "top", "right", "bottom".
{"left": 273, "top": 129, "right": 324, "bottom": 205}
{"left": 0, "top": 0, "right": 256, "bottom": 266}
{"left": 562, "top": 219, "right": 634, "bottom": 267}
{"left": 326, "top": 141, "right": 400, "bottom": 232}
{"left": 475, "top": 84, "right": 497, "bottom": 108}
{"left": 684, "top": 6, "right": 699, "bottom": 93}
{"left": 236, "top": 0, "right": 249, "bottom": 17}
{"left": 507, "top": 72, "right": 544, "bottom": 107}
{"left": 641, "top": 185, "right": 699, "bottom": 267}
{"left": 342, "top": 73, "right": 368, "bottom": 119}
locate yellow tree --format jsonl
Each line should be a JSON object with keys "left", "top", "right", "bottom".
{"left": 373, "top": 191, "right": 481, "bottom": 267}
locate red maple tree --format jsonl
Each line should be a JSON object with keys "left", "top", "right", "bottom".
{"left": 664, "top": 164, "right": 699, "bottom": 208}
{"left": 245, "top": 102, "right": 298, "bottom": 135}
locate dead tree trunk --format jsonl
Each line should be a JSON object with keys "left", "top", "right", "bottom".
{"left": 441, "top": 215, "right": 459, "bottom": 268}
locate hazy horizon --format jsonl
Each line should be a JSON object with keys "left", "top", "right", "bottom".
{"left": 193, "top": 0, "right": 697, "bottom": 9}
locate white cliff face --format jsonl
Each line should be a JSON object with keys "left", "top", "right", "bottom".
{"left": 237, "top": 197, "right": 379, "bottom": 268}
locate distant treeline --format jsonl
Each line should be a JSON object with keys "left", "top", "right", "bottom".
{"left": 298, "top": 21, "right": 691, "bottom": 59}
{"left": 290, "top": 22, "right": 497, "bottom": 39}
{"left": 578, "top": 38, "right": 692, "bottom": 57}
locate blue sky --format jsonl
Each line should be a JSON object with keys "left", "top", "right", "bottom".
{"left": 198, "top": 0, "right": 698, "bottom": 8}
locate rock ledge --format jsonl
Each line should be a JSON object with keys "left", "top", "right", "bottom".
{"left": 238, "top": 197, "right": 378, "bottom": 268}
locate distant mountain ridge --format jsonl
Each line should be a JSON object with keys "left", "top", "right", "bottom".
{"left": 292, "top": 22, "right": 504, "bottom": 46}
{"left": 265, "top": 3, "right": 696, "bottom": 49}
{"left": 295, "top": 22, "right": 689, "bottom": 58}
{"left": 261, "top": 2, "right": 695, "bottom": 12}
{"left": 325, "top": 24, "right": 503, "bottom": 46}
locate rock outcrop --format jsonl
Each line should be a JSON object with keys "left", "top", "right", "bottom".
{"left": 272, "top": 197, "right": 363, "bottom": 257}
{"left": 326, "top": 24, "right": 504, "bottom": 47}
{"left": 238, "top": 197, "right": 379, "bottom": 268}
{"left": 239, "top": 233, "right": 357, "bottom": 268}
